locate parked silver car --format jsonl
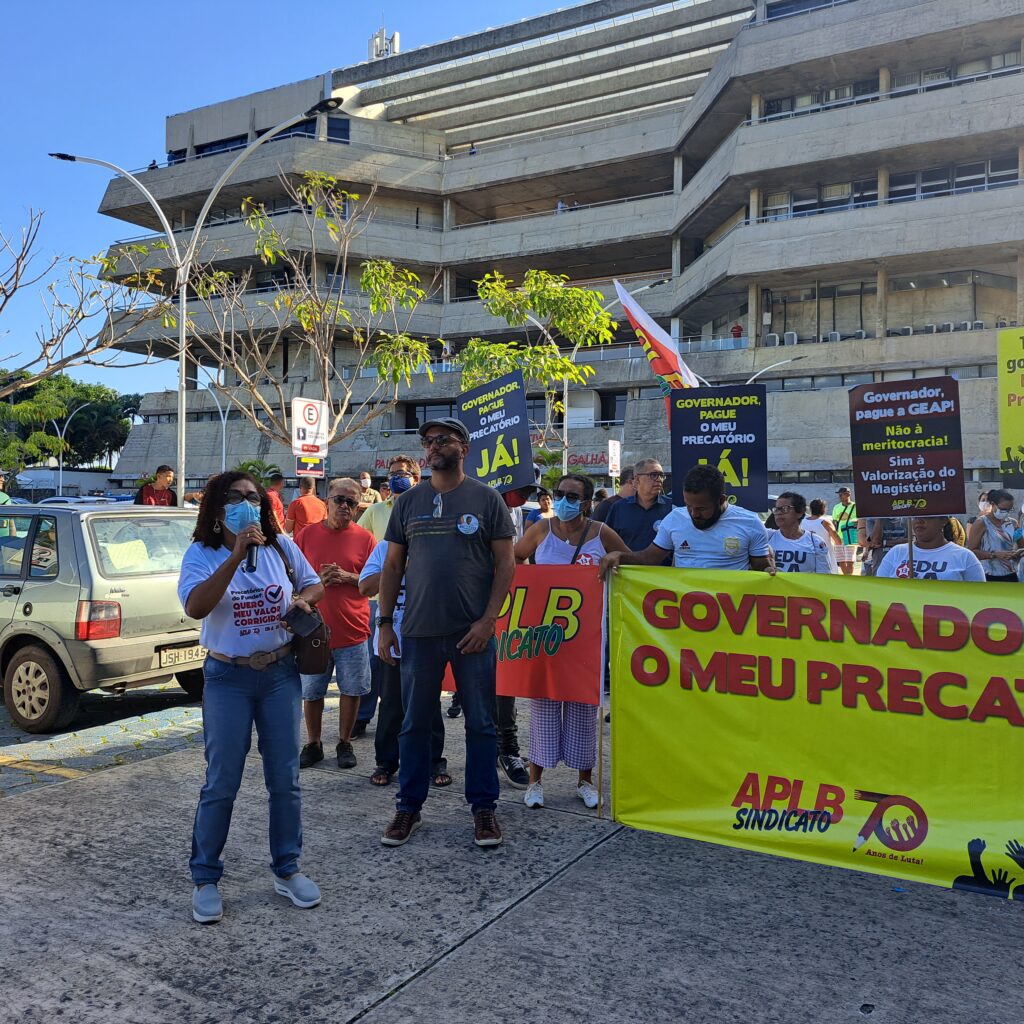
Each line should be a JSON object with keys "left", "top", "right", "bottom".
{"left": 0, "top": 504, "right": 204, "bottom": 733}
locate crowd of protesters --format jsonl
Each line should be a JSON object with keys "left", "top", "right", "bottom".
{"left": 177, "top": 433, "right": 994, "bottom": 923}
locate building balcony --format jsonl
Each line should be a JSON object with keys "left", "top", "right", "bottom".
{"left": 675, "top": 69, "right": 1024, "bottom": 238}
{"left": 666, "top": 180, "right": 1024, "bottom": 318}
{"left": 677, "top": 0, "right": 1022, "bottom": 161}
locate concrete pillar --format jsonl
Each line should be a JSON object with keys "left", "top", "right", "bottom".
{"left": 749, "top": 188, "right": 761, "bottom": 222}
{"left": 877, "top": 166, "right": 890, "bottom": 203}
{"left": 1017, "top": 145, "right": 1024, "bottom": 182}
{"left": 670, "top": 316, "right": 682, "bottom": 342}
{"left": 747, "top": 283, "right": 760, "bottom": 346}
{"left": 750, "top": 93, "right": 763, "bottom": 123}
{"left": 443, "top": 198, "right": 454, "bottom": 231}
{"left": 755, "top": 0, "right": 767, "bottom": 22}
{"left": 672, "top": 236, "right": 683, "bottom": 277}
{"left": 316, "top": 114, "right": 328, "bottom": 141}
{"left": 673, "top": 153, "right": 685, "bottom": 193}
{"left": 878, "top": 67, "right": 891, "bottom": 95}
{"left": 443, "top": 268, "right": 452, "bottom": 304}
{"left": 1017, "top": 255, "right": 1024, "bottom": 326}
{"left": 875, "top": 267, "right": 889, "bottom": 339}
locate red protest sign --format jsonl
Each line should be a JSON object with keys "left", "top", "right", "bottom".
{"left": 443, "top": 564, "right": 604, "bottom": 704}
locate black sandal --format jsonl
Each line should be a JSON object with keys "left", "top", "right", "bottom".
{"left": 432, "top": 770, "right": 453, "bottom": 788}
{"left": 371, "top": 766, "right": 394, "bottom": 786}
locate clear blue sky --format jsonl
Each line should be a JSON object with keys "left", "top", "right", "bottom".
{"left": 0, "top": 0, "right": 558, "bottom": 397}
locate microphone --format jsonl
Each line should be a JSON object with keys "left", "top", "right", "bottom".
{"left": 246, "top": 544, "right": 259, "bottom": 573}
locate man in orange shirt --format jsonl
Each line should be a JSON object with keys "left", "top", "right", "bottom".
{"left": 266, "top": 473, "right": 287, "bottom": 530}
{"left": 296, "top": 477, "right": 376, "bottom": 770}
{"left": 285, "top": 476, "right": 327, "bottom": 539}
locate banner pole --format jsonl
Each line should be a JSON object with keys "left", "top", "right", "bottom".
{"left": 597, "top": 573, "right": 609, "bottom": 819}
{"left": 906, "top": 518, "right": 915, "bottom": 580}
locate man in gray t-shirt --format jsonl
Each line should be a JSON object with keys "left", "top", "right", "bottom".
{"left": 378, "top": 417, "right": 515, "bottom": 849}
{"left": 387, "top": 478, "right": 513, "bottom": 637}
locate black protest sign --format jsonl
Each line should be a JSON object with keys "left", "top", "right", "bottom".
{"left": 670, "top": 385, "right": 768, "bottom": 510}
{"left": 458, "top": 370, "right": 535, "bottom": 493}
{"left": 848, "top": 376, "right": 965, "bottom": 517}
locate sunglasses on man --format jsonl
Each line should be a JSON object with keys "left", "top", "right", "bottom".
{"left": 331, "top": 495, "right": 360, "bottom": 509}
{"left": 420, "top": 433, "right": 460, "bottom": 449}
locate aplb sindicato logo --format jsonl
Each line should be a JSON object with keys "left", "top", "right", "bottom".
{"left": 730, "top": 773, "right": 928, "bottom": 861}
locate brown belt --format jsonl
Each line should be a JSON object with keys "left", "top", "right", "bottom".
{"left": 208, "top": 642, "right": 293, "bottom": 671}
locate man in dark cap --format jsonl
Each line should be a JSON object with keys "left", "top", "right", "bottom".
{"left": 376, "top": 417, "right": 515, "bottom": 848}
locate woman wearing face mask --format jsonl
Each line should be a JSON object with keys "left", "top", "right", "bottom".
{"left": 968, "top": 492, "right": 990, "bottom": 525}
{"left": 178, "top": 472, "right": 325, "bottom": 924}
{"left": 967, "top": 488, "right": 1020, "bottom": 582}
{"left": 513, "top": 474, "right": 628, "bottom": 810}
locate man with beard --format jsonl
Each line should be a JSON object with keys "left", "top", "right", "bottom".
{"left": 599, "top": 464, "right": 772, "bottom": 577}
{"left": 377, "top": 417, "right": 515, "bottom": 847}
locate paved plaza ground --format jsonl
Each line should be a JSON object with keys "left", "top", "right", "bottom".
{"left": 1, "top": 686, "right": 1021, "bottom": 1023}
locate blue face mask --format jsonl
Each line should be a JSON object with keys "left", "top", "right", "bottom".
{"left": 553, "top": 495, "right": 582, "bottom": 521}
{"left": 223, "top": 499, "right": 261, "bottom": 535}
{"left": 389, "top": 474, "right": 413, "bottom": 495}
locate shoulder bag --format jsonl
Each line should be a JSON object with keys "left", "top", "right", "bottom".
{"left": 270, "top": 538, "right": 332, "bottom": 675}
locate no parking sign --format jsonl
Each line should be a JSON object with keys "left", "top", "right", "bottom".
{"left": 291, "top": 397, "right": 328, "bottom": 457}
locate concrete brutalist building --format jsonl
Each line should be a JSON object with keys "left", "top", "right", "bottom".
{"left": 100, "top": 0, "right": 1024, "bottom": 495}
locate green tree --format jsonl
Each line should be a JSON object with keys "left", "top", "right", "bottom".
{"left": 233, "top": 459, "right": 282, "bottom": 486}
{"left": 460, "top": 269, "right": 616, "bottom": 453}
{"left": 0, "top": 375, "right": 65, "bottom": 481}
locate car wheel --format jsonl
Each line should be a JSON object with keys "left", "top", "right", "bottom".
{"left": 176, "top": 669, "right": 205, "bottom": 701}
{"left": 3, "top": 645, "right": 81, "bottom": 734}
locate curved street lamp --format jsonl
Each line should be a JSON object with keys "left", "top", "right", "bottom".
{"left": 51, "top": 401, "right": 92, "bottom": 496}
{"left": 50, "top": 96, "right": 343, "bottom": 495}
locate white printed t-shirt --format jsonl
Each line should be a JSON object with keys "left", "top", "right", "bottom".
{"left": 876, "top": 542, "right": 986, "bottom": 582}
{"left": 653, "top": 503, "right": 770, "bottom": 570}
{"left": 767, "top": 529, "right": 838, "bottom": 574}
{"left": 178, "top": 536, "right": 319, "bottom": 658}
{"left": 358, "top": 540, "right": 406, "bottom": 658}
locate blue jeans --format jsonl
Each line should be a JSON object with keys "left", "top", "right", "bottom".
{"left": 398, "top": 633, "right": 499, "bottom": 814}
{"left": 191, "top": 654, "right": 302, "bottom": 885}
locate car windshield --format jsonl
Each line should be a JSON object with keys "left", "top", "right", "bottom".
{"left": 89, "top": 515, "right": 194, "bottom": 576}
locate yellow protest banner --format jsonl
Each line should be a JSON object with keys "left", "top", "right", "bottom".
{"left": 610, "top": 567, "right": 1024, "bottom": 897}
{"left": 998, "top": 327, "right": 1024, "bottom": 486}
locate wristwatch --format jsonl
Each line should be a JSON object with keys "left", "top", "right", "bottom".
{"left": 376, "top": 615, "right": 394, "bottom": 627}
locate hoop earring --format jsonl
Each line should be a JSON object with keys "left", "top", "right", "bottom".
{"left": 213, "top": 520, "right": 221, "bottom": 534}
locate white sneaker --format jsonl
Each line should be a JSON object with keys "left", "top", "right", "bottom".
{"left": 524, "top": 782, "right": 544, "bottom": 808}
{"left": 577, "top": 780, "right": 599, "bottom": 809}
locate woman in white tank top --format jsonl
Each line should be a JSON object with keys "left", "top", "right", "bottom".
{"left": 514, "top": 474, "right": 628, "bottom": 810}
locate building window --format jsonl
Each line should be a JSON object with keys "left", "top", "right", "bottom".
{"left": 406, "top": 402, "right": 457, "bottom": 430}
{"left": 194, "top": 134, "right": 248, "bottom": 158}
{"left": 326, "top": 118, "right": 350, "bottom": 143}
{"left": 599, "top": 392, "right": 627, "bottom": 424}
{"left": 763, "top": 191, "right": 790, "bottom": 220}
{"left": 988, "top": 155, "right": 1018, "bottom": 186}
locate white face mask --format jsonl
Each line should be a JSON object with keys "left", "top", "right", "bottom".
{"left": 978, "top": 501, "right": 991, "bottom": 513}
{"left": 993, "top": 508, "right": 1013, "bottom": 521}
{"left": 360, "top": 479, "right": 371, "bottom": 489}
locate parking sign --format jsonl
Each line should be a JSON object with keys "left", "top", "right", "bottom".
{"left": 291, "top": 397, "right": 329, "bottom": 456}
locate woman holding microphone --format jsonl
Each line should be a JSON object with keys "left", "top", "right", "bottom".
{"left": 178, "top": 471, "right": 324, "bottom": 924}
